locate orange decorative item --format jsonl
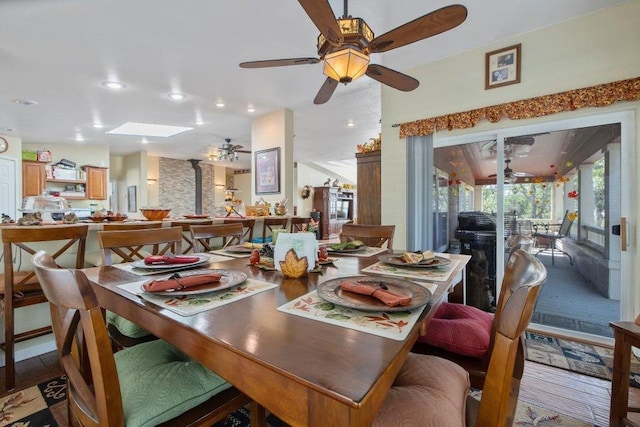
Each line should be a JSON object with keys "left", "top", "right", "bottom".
{"left": 140, "top": 208, "right": 171, "bottom": 221}
{"left": 279, "top": 249, "right": 308, "bottom": 279}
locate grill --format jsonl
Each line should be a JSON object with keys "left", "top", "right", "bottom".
{"left": 454, "top": 211, "right": 497, "bottom": 310}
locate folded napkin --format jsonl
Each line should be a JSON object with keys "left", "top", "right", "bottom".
{"left": 142, "top": 273, "right": 222, "bottom": 292}
{"left": 144, "top": 255, "right": 200, "bottom": 265}
{"left": 340, "top": 280, "right": 412, "bottom": 307}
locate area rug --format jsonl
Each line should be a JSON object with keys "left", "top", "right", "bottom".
{"left": 0, "top": 376, "right": 594, "bottom": 427}
{"left": 525, "top": 331, "right": 640, "bottom": 387}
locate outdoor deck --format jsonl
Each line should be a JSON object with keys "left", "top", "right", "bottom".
{"left": 531, "top": 251, "right": 619, "bottom": 338}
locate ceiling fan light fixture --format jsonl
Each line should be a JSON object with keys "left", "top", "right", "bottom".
{"left": 323, "top": 48, "right": 369, "bottom": 83}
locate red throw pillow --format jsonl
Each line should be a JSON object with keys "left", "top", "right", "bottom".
{"left": 418, "top": 302, "right": 494, "bottom": 357}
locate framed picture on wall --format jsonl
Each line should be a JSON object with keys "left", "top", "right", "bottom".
{"left": 127, "top": 185, "right": 137, "bottom": 213}
{"left": 255, "top": 147, "right": 281, "bottom": 194}
{"left": 485, "top": 43, "right": 521, "bottom": 90}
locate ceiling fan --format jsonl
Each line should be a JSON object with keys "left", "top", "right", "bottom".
{"left": 488, "top": 159, "right": 534, "bottom": 183}
{"left": 210, "top": 138, "right": 250, "bottom": 162}
{"left": 239, "top": 0, "right": 468, "bottom": 104}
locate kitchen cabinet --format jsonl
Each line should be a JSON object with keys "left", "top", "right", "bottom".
{"left": 83, "top": 166, "right": 107, "bottom": 200}
{"left": 312, "top": 186, "right": 354, "bottom": 240}
{"left": 22, "top": 161, "right": 46, "bottom": 197}
{"left": 356, "top": 151, "right": 381, "bottom": 225}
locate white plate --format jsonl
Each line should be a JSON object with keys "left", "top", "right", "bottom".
{"left": 132, "top": 254, "right": 211, "bottom": 270}
{"left": 140, "top": 269, "right": 248, "bottom": 296}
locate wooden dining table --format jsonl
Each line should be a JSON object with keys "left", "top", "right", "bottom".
{"left": 83, "top": 251, "right": 470, "bottom": 426}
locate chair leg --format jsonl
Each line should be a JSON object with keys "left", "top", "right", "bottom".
{"left": 250, "top": 401, "right": 267, "bottom": 427}
{"left": 3, "top": 297, "right": 15, "bottom": 392}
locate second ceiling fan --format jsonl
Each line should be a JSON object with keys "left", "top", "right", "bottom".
{"left": 240, "top": 0, "right": 467, "bottom": 104}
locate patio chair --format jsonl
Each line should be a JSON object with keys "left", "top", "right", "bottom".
{"left": 533, "top": 210, "right": 575, "bottom": 265}
{"left": 32, "top": 250, "right": 255, "bottom": 427}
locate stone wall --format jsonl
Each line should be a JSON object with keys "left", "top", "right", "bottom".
{"left": 158, "top": 158, "right": 215, "bottom": 216}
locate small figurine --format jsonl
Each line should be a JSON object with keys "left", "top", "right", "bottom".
{"left": 1, "top": 213, "right": 14, "bottom": 223}
{"left": 63, "top": 212, "right": 78, "bottom": 224}
{"left": 332, "top": 178, "right": 340, "bottom": 187}
{"left": 323, "top": 178, "right": 331, "bottom": 186}
{"left": 18, "top": 212, "right": 42, "bottom": 226}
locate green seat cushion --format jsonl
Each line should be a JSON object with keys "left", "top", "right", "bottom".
{"left": 106, "top": 311, "right": 151, "bottom": 339}
{"left": 116, "top": 339, "right": 232, "bottom": 427}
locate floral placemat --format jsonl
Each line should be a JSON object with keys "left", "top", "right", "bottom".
{"left": 277, "top": 282, "right": 437, "bottom": 341}
{"left": 118, "top": 276, "right": 278, "bottom": 316}
{"left": 326, "top": 246, "right": 389, "bottom": 258}
{"left": 360, "top": 259, "right": 460, "bottom": 282}
{"left": 111, "top": 254, "right": 233, "bottom": 276}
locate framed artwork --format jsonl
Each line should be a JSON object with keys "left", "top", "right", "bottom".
{"left": 127, "top": 185, "right": 137, "bottom": 213}
{"left": 485, "top": 43, "right": 521, "bottom": 90}
{"left": 255, "top": 147, "right": 281, "bottom": 194}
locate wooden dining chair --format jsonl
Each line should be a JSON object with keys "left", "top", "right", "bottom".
{"left": 1, "top": 224, "right": 88, "bottom": 392}
{"left": 32, "top": 250, "right": 256, "bottom": 427}
{"left": 170, "top": 219, "right": 214, "bottom": 253}
{"left": 97, "top": 226, "right": 184, "bottom": 349}
{"left": 191, "top": 223, "right": 244, "bottom": 252}
{"left": 375, "top": 249, "right": 547, "bottom": 426}
{"left": 290, "top": 217, "right": 311, "bottom": 233}
{"left": 340, "top": 223, "right": 395, "bottom": 249}
{"left": 260, "top": 217, "right": 288, "bottom": 243}
{"left": 224, "top": 219, "right": 255, "bottom": 244}
{"left": 412, "top": 248, "right": 548, "bottom": 389}
{"left": 84, "top": 221, "right": 164, "bottom": 266}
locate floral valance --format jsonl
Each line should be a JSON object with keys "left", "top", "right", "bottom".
{"left": 398, "top": 76, "right": 640, "bottom": 139}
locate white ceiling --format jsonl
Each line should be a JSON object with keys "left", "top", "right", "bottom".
{"left": 0, "top": 0, "right": 626, "bottom": 170}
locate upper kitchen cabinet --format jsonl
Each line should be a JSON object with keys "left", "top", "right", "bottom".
{"left": 22, "top": 161, "right": 46, "bottom": 197}
{"left": 83, "top": 166, "right": 108, "bottom": 200}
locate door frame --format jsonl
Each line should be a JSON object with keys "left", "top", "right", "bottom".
{"left": 433, "top": 110, "right": 635, "bottom": 343}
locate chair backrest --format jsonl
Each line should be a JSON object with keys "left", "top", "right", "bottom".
{"left": 290, "top": 217, "right": 311, "bottom": 233}
{"left": 169, "top": 220, "right": 214, "bottom": 253}
{"left": 2, "top": 224, "right": 89, "bottom": 293}
{"left": 507, "top": 234, "right": 534, "bottom": 256}
{"left": 98, "top": 226, "right": 183, "bottom": 265}
{"left": 224, "top": 219, "right": 255, "bottom": 243}
{"left": 101, "top": 221, "right": 163, "bottom": 231}
{"left": 558, "top": 210, "right": 574, "bottom": 237}
{"left": 340, "top": 224, "right": 395, "bottom": 249}
{"left": 261, "top": 217, "right": 288, "bottom": 242}
{"left": 32, "top": 251, "right": 126, "bottom": 426}
{"left": 474, "top": 249, "right": 547, "bottom": 426}
{"left": 191, "top": 223, "right": 244, "bottom": 252}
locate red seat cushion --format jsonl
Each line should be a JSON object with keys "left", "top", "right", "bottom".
{"left": 417, "top": 302, "right": 494, "bottom": 357}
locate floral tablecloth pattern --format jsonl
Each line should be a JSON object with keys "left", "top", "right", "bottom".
{"left": 360, "top": 259, "right": 460, "bottom": 282}
{"left": 118, "top": 277, "right": 277, "bottom": 316}
{"left": 277, "top": 283, "right": 437, "bottom": 341}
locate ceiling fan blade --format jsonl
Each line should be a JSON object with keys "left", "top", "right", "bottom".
{"left": 365, "top": 64, "right": 419, "bottom": 91}
{"left": 240, "top": 57, "right": 319, "bottom": 68}
{"left": 298, "top": 0, "right": 343, "bottom": 47}
{"left": 314, "top": 78, "right": 338, "bottom": 104}
{"left": 368, "top": 5, "right": 468, "bottom": 53}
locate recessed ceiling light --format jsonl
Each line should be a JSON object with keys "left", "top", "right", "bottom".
{"left": 107, "top": 121, "right": 193, "bottom": 137}
{"left": 247, "top": 106, "right": 255, "bottom": 113}
{"left": 13, "top": 99, "right": 38, "bottom": 106}
{"left": 92, "top": 123, "right": 105, "bottom": 128}
{"left": 102, "top": 81, "right": 127, "bottom": 90}
{"left": 168, "top": 92, "right": 186, "bottom": 100}
{"left": 141, "top": 137, "right": 149, "bottom": 144}
{"left": 346, "top": 121, "right": 355, "bottom": 127}
{"left": 193, "top": 120, "right": 204, "bottom": 125}
{"left": 75, "top": 135, "right": 85, "bottom": 142}
{"left": 215, "top": 101, "right": 225, "bottom": 108}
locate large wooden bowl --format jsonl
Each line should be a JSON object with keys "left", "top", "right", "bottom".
{"left": 140, "top": 208, "right": 171, "bottom": 221}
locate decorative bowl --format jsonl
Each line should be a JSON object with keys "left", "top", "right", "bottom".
{"left": 106, "top": 215, "right": 128, "bottom": 222}
{"left": 140, "top": 208, "right": 171, "bottom": 221}
{"left": 88, "top": 216, "right": 107, "bottom": 222}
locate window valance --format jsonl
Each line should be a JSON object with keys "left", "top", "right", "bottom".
{"left": 398, "top": 76, "right": 640, "bottom": 139}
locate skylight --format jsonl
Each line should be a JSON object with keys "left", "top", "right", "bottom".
{"left": 107, "top": 122, "right": 193, "bottom": 137}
